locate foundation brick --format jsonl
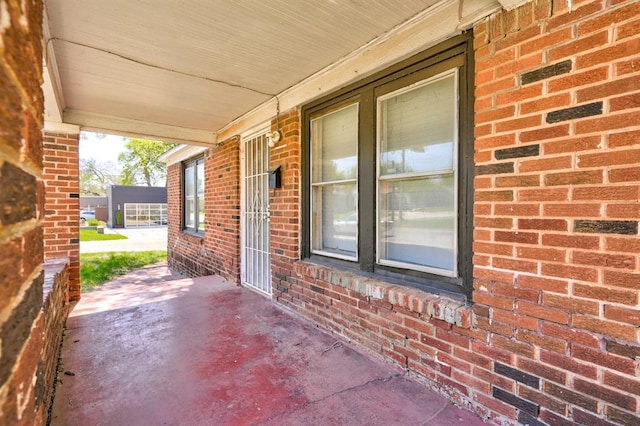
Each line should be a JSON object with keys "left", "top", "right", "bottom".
{"left": 574, "top": 378, "right": 637, "bottom": 412}
{"left": 607, "top": 407, "right": 640, "bottom": 426}
{"left": 492, "top": 387, "right": 539, "bottom": 416}
{"left": 573, "top": 345, "right": 637, "bottom": 376}
{"left": 544, "top": 381, "right": 599, "bottom": 413}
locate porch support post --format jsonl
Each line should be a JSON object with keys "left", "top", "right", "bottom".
{"left": 43, "top": 123, "right": 81, "bottom": 301}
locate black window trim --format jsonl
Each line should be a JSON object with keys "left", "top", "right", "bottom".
{"left": 302, "top": 33, "right": 474, "bottom": 300}
{"left": 182, "top": 155, "right": 205, "bottom": 236}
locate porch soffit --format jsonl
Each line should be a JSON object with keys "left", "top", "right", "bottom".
{"left": 43, "top": 0, "right": 502, "bottom": 149}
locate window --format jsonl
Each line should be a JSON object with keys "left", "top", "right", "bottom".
{"left": 303, "top": 35, "right": 474, "bottom": 297}
{"left": 377, "top": 72, "right": 458, "bottom": 276}
{"left": 311, "top": 104, "right": 359, "bottom": 260}
{"left": 184, "top": 157, "right": 205, "bottom": 233}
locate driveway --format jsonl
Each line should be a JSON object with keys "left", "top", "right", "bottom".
{"left": 80, "top": 226, "right": 167, "bottom": 253}
{"left": 50, "top": 265, "right": 486, "bottom": 425}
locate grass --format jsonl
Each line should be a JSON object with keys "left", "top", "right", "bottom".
{"left": 80, "top": 250, "right": 167, "bottom": 292}
{"left": 80, "top": 229, "right": 128, "bottom": 241}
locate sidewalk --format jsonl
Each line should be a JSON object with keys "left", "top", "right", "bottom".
{"left": 80, "top": 226, "right": 167, "bottom": 253}
{"left": 50, "top": 264, "right": 486, "bottom": 425}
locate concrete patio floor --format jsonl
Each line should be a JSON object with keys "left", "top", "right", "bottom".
{"left": 49, "top": 264, "right": 486, "bottom": 425}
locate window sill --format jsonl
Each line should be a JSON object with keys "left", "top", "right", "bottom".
{"left": 181, "top": 229, "right": 204, "bottom": 239}
{"left": 294, "top": 260, "right": 473, "bottom": 329}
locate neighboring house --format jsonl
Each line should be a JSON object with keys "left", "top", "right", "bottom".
{"left": 3, "top": 1, "right": 639, "bottom": 425}
{"left": 81, "top": 189, "right": 168, "bottom": 226}
{"left": 106, "top": 185, "right": 168, "bottom": 228}
{"left": 79, "top": 195, "right": 108, "bottom": 222}
{"left": 79, "top": 195, "right": 107, "bottom": 211}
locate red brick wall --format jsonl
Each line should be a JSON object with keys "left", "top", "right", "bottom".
{"left": 0, "top": 0, "right": 48, "bottom": 424}
{"left": 204, "top": 137, "right": 241, "bottom": 282}
{"left": 272, "top": 2, "right": 640, "bottom": 425}
{"left": 166, "top": 1, "right": 639, "bottom": 424}
{"left": 42, "top": 259, "right": 72, "bottom": 422}
{"left": 269, "top": 110, "right": 302, "bottom": 296}
{"left": 43, "top": 132, "right": 80, "bottom": 301}
{"left": 472, "top": 1, "right": 640, "bottom": 424}
{"left": 166, "top": 162, "right": 181, "bottom": 263}
{"left": 167, "top": 160, "right": 214, "bottom": 277}
{"left": 168, "top": 137, "right": 241, "bottom": 282}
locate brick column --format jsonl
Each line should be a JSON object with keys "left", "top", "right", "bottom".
{"left": 0, "top": 0, "right": 49, "bottom": 423}
{"left": 42, "top": 128, "right": 81, "bottom": 301}
{"left": 269, "top": 109, "right": 301, "bottom": 302}
{"left": 204, "top": 138, "right": 241, "bottom": 282}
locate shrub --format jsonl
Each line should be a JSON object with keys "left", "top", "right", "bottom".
{"left": 87, "top": 218, "right": 100, "bottom": 226}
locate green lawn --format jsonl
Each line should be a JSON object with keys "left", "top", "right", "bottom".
{"left": 80, "top": 250, "right": 167, "bottom": 292}
{"left": 80, "top": 229, "right": 128, "bottom": 241}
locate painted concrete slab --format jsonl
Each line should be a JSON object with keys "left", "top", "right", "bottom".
{"left": 50, "top": 265, "right": 486, "bottom": 425}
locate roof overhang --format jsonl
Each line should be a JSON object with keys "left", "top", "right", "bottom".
{"left": 43, "top": 0, "right": 505, "bottom": 147}
{"left": 159, "top": 144, "right": 208, "bottom": 166}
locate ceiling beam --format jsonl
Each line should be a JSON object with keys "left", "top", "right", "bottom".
{"left": 217, "top": 0, "right": 502, "bottom": 140}
{"left": 43, "top": 121, "right": 80, "bottom": 134}
{"left": 63, "top": 110, "right": 217, "bottom": 146}
{"left": 42, "top": 5, "right": 65, "bottom": 123}
{"left": 159, "top": 145, "right": 208, "bottom": 165}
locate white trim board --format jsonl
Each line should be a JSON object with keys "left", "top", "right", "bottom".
{"left": 216, "top": 0, "right": 501, "bottom": 141}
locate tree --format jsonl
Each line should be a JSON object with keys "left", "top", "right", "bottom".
{"left": 80, "top": 158, "right": 120, "bottom": 195}
{"left": 80, "top": 132, "right": 107, "bottom": 142}
{"left": 118, "top": 138, "right": 174, "bottom": 186}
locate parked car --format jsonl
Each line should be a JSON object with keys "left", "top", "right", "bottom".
{"left": 80, "top": 211, "right": 96, "bottom": 223}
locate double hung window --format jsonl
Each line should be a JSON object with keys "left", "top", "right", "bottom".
{"left": 311, "top": 104, "right": 359, "bottom": 260}
{"left": 377, "top": 72, "right": 458, "bottom": 276}
{"left": 303, "top": 35, "right": 473, "bottom": 296}
{"left": 184, "top": 157, "right": 205, "bottom": 233}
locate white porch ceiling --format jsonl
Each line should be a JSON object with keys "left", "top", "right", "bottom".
{"left": 43, "top": 0, "right": 502, "bottom": 145}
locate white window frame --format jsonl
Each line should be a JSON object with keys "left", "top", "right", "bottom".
{"left": 375, "top": 69, "right": 459, "bottom": 277}
{"left": 310, "top": 103, "right": 359, "bottom": 261}
{"left": 183, "top": 156, "right": 204, "bottom": 234}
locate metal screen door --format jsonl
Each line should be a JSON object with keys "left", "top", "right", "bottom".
{"left": 241, "top": 132, "right": 271, "bottom": 295}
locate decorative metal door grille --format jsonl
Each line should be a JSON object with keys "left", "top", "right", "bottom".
{"left": 242, "top": 133, "right": 271, "bottom": 295}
